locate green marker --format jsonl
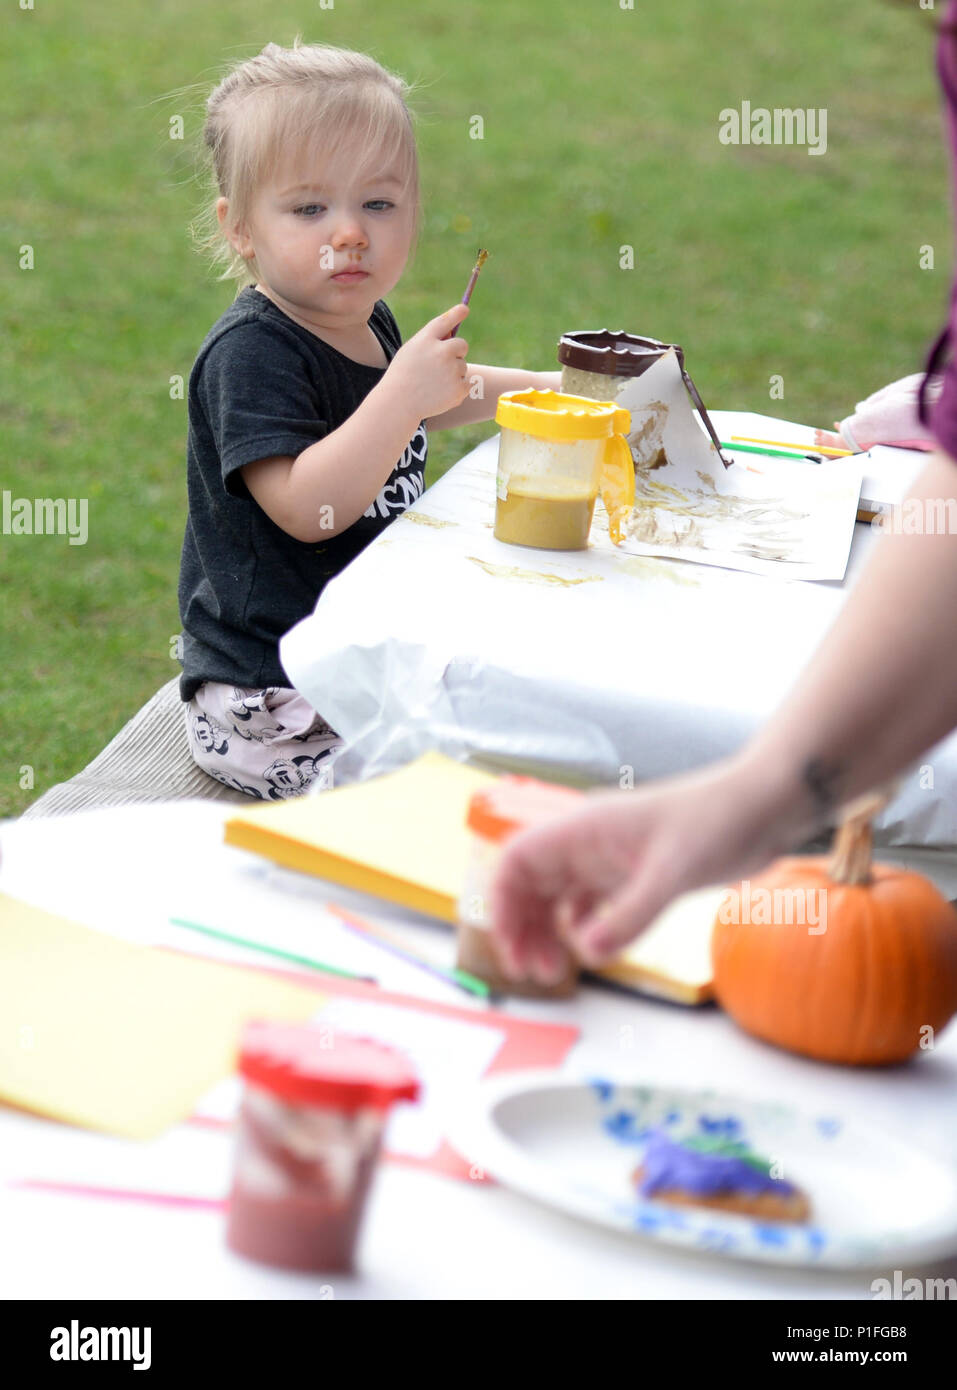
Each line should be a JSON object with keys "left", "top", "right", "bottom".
{"left": 451, "top": 967, "right": 493, "bottom": 1000}
{"left": 720, "top": 440, "right": 822, "bottom": 463}
{"left": 169, "top": 917, "right": 372, "bottom": 983}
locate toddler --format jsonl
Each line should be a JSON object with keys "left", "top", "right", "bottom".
{"left": 177, "top": 40, "right": 560, "bottom": 799}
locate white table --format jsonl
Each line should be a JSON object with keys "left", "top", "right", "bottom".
{"left": 1, "top": 799, "right": 955, "bottom": 1300}
{"left": 281, "top": 412, "right": 957, "bottom": 851}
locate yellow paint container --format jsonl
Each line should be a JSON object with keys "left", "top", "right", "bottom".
{"left": 493, "top": 389, "right": 634, "bottom": 550}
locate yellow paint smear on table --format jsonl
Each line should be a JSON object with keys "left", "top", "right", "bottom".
{"left": 467, "top": 557, "right": 603, "bottom": 587}
{"left": 399, "top": 511, "right": 456, "bottom": 529}
{"left": 612, "top": 554, "right": 701, "bottom": 587}
{"left": 0, "top": 893, "right": 324, "bottom": 1140}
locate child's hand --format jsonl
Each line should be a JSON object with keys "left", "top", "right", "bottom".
{"left": 386, "top": 303, "right": 470, "bottom": 419}
{"left": 817, "top": 375, "right": 940, "bottom": 454}
{"left": 814, "top": 426, "right": 849, "bottom": 451}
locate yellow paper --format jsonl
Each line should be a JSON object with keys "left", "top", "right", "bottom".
{"left": 602, "top": 886, "right": 728, "bottom": 1004}
{"left": 0, "top": 893, "right": 324, "bottom": 1140}
{"left": 225, "top": 751, "right": 497, "bottom": 922}
{"left": 225, "top": 752, "right": 721, "bottom": 1005}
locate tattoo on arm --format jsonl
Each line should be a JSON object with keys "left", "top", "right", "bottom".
{"left": 802, "top": 758, "right": 846, "bottom": 817}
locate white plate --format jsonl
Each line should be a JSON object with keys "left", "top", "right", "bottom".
{"left": 448, "top": 1071, "right": 957, "bottom": 1269}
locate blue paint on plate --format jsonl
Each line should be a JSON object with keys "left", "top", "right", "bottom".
{"left": 698, "top": 1114, "right": 743, "bottom": 1139}
{"left": 587, "top": 1078, "right": 615, "bottom": 1104}
{"left": 753, "top": 1222, "right": 790, "bottom": 1247}
{"left": 603, "top": 1110, "right": 655, "bottom": 1145}
{"left": 805, "top": 1226, "right": 828, "bottom": 1255}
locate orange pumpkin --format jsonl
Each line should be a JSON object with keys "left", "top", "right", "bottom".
{"left": 711, "top": 797, "right": 957, "bottom": 1065}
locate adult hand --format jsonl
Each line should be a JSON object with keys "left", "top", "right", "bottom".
{"left": 489, "top": 752, "right": 808, "bottom": 984}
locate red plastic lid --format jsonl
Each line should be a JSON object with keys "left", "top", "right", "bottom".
{"left": 237, "top": 1021, "right": 420, "bottom": 1112}
{"left": 466, "top": 775, "right": 583, "bottom": 844}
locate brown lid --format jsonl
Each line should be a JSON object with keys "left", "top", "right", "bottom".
{"left": 557, "top": 330, "right": 678, "bottom": 378}
{"left": 558, "top": 330, "right": 729, "bottom": 466}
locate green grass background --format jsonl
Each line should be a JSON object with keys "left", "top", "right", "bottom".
{"left": 0, "top": 0, "right": 949, "bottom": 817}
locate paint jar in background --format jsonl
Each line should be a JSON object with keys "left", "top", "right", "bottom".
{"left": 558, "top": 330, "right": 673, "bottom": 404}
{"left": 557, "top": 330, "right": 726, "bottom": 467}
{"left": 493, "top": 388, "right": 633, "bottom": 549}
{"left": 226, "top": 1022, "right": 419, "bottom": 1272}
{"left": 457, "top": 776, "right": 585, "bottom": 997}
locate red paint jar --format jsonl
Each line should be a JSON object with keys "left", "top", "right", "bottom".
{"left": 226, "top": 1022, "right": 419, "bottom": 1273}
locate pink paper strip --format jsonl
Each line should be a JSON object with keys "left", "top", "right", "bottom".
{"left": 11, "top": 1179, "right": 226, "bottom": 1211}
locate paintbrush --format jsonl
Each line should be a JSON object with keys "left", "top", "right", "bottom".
{"left": 449, "top": 248, "right": 488, "bottom": 338}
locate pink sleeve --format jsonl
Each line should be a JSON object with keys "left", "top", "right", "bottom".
{"left": 841, "top": 374, "right": 940, "bottom": 452}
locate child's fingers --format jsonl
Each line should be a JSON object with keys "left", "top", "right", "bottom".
{"left": 431, "top": 302, "right": 470, "bottom": 336}
{"left": 814, "top": 427, "right": 845, "bottom": 450}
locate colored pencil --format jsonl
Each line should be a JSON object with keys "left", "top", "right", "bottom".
{"left": 731, "top": 434, "right": 853, "bottom": 457}
{"left": 327, "top": 903, "right": 492, "bottom": 1001}
{"left": 168, "top": 917, "right": 374, "bottom": 984}
{"left": 12, "top": 1179, "right": 226, "bottom": 1212}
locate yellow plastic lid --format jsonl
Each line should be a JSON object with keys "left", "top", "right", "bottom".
{"left": 495, "top": 388, "right": 630, "bottom": 442}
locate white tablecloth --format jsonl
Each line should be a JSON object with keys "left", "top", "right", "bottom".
{"left": 1, "top": 800, "right": 956, "bottom": 1300}
{"left": 281, "top": 412, "right": 957, "bottom": 850}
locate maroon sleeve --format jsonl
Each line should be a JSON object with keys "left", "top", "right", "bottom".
{"left": 920, "top": 2, "right": 957, "bottom": 457}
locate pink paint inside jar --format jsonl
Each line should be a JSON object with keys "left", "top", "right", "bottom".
{"left": 226, "top": 1022, "right": 419, "bottom": 1273}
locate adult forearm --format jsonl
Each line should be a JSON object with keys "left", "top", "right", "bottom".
{"left": 284, "top": 376, "right": 423, "bottom": 539}
{"left": 741, "top": 450, "right": 957, "bottom": 838}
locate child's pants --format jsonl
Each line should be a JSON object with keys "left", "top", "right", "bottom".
{"left": 184, "top": 682, "right": 342, "bottom": 800}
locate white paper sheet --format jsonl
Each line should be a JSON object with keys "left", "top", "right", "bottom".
{"left": 614, "top": 355, "right": 863, "bottom": 580}
{"left": 709, "top": 408, "right": 931, "bottom": 520}
{"left": 304, "top": 1000, "right": 505, "bottom": 1158}
{"left": 191, "top": 1000, "right": 505, "bottom": 1161}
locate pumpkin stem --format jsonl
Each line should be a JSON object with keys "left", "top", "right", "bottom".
{"left": 828, "top": 786, "right": 895, "bottom": 885}
{"left": 829, "top": 813, "right": 874, "bottom": 885}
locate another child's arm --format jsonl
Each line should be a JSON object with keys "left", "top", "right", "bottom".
{"left": 425, "top": 367, "right": 563, "bottom": 431}
{"left": 814, "top": 373, "right": 941, "bottom": 453}
{"left": 241, "top": 302, "right": 471, "bottom": 542}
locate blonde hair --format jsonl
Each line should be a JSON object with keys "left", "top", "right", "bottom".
{"left": 189, "top": 38, "right": 422, "bottom": 290}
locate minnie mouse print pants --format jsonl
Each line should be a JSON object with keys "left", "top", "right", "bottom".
{"left": 185, "top": 682, "right": 342, "bottom": 800}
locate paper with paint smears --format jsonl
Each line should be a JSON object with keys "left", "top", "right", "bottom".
{"left": 616, "top": 351, "right": 862, "bottom": 581}
{"left": 0, "top": 892, "right": 323, "bottom": 1140}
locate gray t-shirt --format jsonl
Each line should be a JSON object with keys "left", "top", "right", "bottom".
{"left": 177, "top": 286, "right": 428, "bottom": 701}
